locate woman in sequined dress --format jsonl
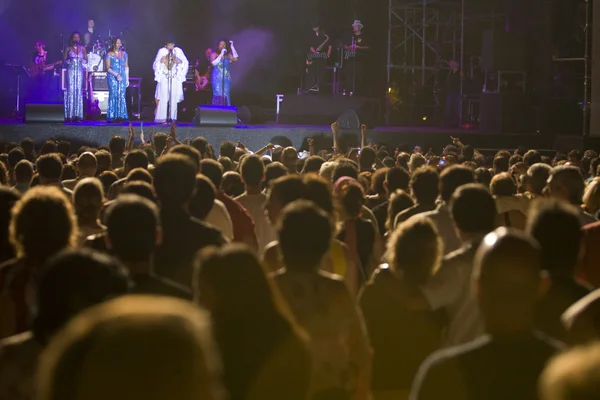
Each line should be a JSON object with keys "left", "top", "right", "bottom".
{"left": 105, "top": 37, "right": 129, "bottom": 122}
{"left": 210, "top": 39, "right": 238, "bottom": 106}
{"left": 62, "top": 32, "right": 87, "bottom": 122}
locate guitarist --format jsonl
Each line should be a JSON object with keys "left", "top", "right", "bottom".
{"left": 194, "top": 47, "right": 213, "bottom": 105}
{"left": 28, "top": 40, "right": 58, "bottom": 102}
{"left": 305, "top": 22, "right": 331, "bottom": 92}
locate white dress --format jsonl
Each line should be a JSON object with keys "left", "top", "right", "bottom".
{"left": 153, "top": 46, "right": 189, "bottom": 122}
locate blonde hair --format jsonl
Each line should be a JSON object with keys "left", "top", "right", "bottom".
{"left": 583, "top": 177, "right": 600, "bottom": 215}
{"left": 9, "top": 186, "right": 77, "bottom": 259}
{"left": 388, "top": 216, "right": 442, "bottom": 285}
{"left": 37, "top": 295, "right": 226, "bottom": 400}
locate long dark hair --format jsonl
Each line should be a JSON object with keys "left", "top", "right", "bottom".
{"left": 69, "top": 31, "right": 81, "bottom": 46}
{"left": 110, "top": 37, "right": 122, "bottom": 53}
{"left": 213, "top": 38, "right": 231, "bottom": 55}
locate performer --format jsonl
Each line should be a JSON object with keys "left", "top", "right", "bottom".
{"left": 28, "top": 41, "right": 57, "bottom": 102}
{"left": 63, "top": 32, "right": 87, "bottom": 122}
{"left": 195, "top": 47, "right": 213, "bottom": 105}
{"left": 443, "top": 59, "right": 463, "bottom": 127}
{"left": 83, "top": 19, "right": 96, "bottom": 52}
{"left": 344, "top": 20, "right": 369, "bottom": 95}
{"left": 210, "top": 39, "right": 238, "bottom": 106}
{"left": 105, "top": 37, "right": 129, "bottom": 122}
{"left": 305, "top": 22, "right": 331, "bottom": 92}
{"left": 153, "top": 36, "right": 189, "bottom": 123}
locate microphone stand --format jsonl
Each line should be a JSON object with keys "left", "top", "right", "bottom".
{"left": 167, "top": 49, "right": 173, "bottom": 123}
{"left": 221, "top": 50, "right": 226, "bottom": 106}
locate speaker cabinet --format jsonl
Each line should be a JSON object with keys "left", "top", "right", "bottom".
{"left": 194, "top": 106, "right": 238, "bottom": 127}
{"left": 479, "top": 93, "right": 528, "bottom": 134}
{"left": 91, "top": 91, "right": 109, "bottom": 114}
{"left": 25, "top": 103, "right": 64, "bottom": 123}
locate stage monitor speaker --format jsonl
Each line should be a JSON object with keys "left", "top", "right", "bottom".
{"left": 278, "top": 95, "right": 380, "bottom": 127}
{"left": 194, "top": 105, "right": 238, "bottom": 127}
{"left": 479, "top": 93, "right": 528, "bottom": 134}
{"left": 238, "top": 105, "right": 267, "bottom": 124}
{"left": 24, "top": 103, "right": 64, "bottom": 123}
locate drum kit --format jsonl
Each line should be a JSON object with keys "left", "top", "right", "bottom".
{"left": 86, "top": 38, "right": 126, "bottom": 72}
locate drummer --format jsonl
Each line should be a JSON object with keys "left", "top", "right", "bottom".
{"left": 83, "top": 19, "right": 96, "bottom": 52}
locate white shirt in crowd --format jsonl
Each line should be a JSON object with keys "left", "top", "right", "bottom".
{"left": 206, "top": 199, "right": 234, "bottom": 241}
{"left": 235, "top": 192, "right": 276, "bottom": 253}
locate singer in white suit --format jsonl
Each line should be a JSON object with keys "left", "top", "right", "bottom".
{"left": 153, "top": 37, "right": 189, "bottom": 123}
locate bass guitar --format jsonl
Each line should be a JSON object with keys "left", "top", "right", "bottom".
{"left": 29, "top": 60, "right": 61, "bottom": 78}
{"left": 195, "top": 66, "right": 212, "bottom": 91}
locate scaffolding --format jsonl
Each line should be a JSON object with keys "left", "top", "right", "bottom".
{"left": 386, "top": 0, "right": 504, "bottom": 124}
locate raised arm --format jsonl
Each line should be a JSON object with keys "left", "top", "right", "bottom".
{"left": 229, "top": 40, "right": 239, "bottom": 62}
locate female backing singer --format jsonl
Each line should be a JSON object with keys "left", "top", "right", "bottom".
{"left": 63, "top": 32, "right": 87, "bottom": 122}
{"left": 105, "top": 37, "right": 129, "bottom": 122}
{"left": 210, "top": 39, "right": 238, "bottom": 106}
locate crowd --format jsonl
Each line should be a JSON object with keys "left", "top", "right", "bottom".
{"left": 1, "top": 121, "right": 600, "bottom": 399}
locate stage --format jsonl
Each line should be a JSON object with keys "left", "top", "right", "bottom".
{"left": 0, "top": 119, "right": 564, "bottom": 154}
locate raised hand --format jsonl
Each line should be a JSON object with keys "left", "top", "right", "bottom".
{"left": 331, "top": 121, "right": 339, "bottom": 134}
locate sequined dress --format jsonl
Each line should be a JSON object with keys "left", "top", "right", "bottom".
{"left": 211, "top": 56, "right": 231, "bottom": 106}
{"left": 105, "top": 52, "right": 128, "bottom": 121}
{"left": 64, "top": 48, "right": 85, "bottom": 120}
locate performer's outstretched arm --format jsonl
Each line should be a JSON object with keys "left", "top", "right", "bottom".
{"left": 229, "top": 40, "right": 239, "bottom": 62}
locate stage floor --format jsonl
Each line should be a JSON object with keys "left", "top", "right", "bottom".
{"left": 0, "top": 119, "right": 554, "bottom": 153}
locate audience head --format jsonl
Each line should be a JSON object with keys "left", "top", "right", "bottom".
{"left": 123, "top": 150, "right": 149, "bottom": 175}
{"left": 94, "top": 150, "right": 112, "bottom": 174}
{"left": 221, "top": 171, "right": 244, "bottom": 198}
{"left": 386, "top": 189, "right": 414, "bottom": 232}
{"left": 7, "top": 147, "right": 25, "bottom": 169}
{"left": 358, "top": 146, "right": 376, "bottom": 171}
{"left": 76, "top": 152, "right": 98, "bottom": 177}
{"left": 37, "top": 295, "right": 225, "bottom": 400}
{"left": 473, "top": 228, "right": 543, "bottom": 331}
{"left": 410, "top": 167, "right": 439, "bottom": 204}
{"left": 386, "top": 166, "right": 410, "bottom": 193}
{"left": 408, "top": 153, "right": 426, "bottom": 173}
{"left": 36, "top": 153, "right": 64, "bottom": 184}
{"left": 0, "top": 187, "right": 20, "bottom": 259}
{"left": 191, "top": 136, "right": 209, "bottom": 157}
{"left": 97, "top": 171, "right": 119, "bottom": 194}
{"left": 154, "top": 154, "right": 197, "bottom": 207}
{"left": 32, "top": 249, "right": 130, "bottom": 343}
{"left": 526, "top": 199, "right": 582, "bottom": 274}
{"left": 0, "top": 161, "right": 8, "bottom": 185}
{"left": 189, "top": 175, "right": 217, "bottom": 221}
{"left": 264, "top": 161, "right": 288, "bottom": 189}
{"left": 318, "top": 161, "right": 338, "bottom": 182}
{"left": 539, "top": 343, "right": 600, "bottom": 400}
{"left": 370, "top": 168, "right": 388, "bottom": 196}
{"left": 389, "top": 216, "right": 442, "bottom": 286}
{"left": 219, "top": 141, "right": 236, "bottom": 159}
{"left": 109, "top": 135, "right": 126, "bottom": 155}
{"left": 265, "top": 175, "right": 306, "bottom": 225}
{"left": 170, "top": 145, "right": 201, "bottom": 171}
{"left": 240, "top": 155, "right": 265, "bottom": 189}
{"left": 154, "top": 132, "right": 168, "bottom": 156}
{"left": 583, "top": 178, "right": 600, "bottom": 215}
{"left": 474, "top": 167, "right": 492, "bottom": 188}
{"left": 332, "top": 159, "right": 359, "bottom": 183}
{"left": 105, "top": 195, "right": 161, "bottom": 263}
{"left": 334, "top": 177, "right": 365, "bottom": 219}
{"left": 303, "top": 175, "right": 334, "bottom": 216}
{"left": 73, "top": 178, "right": 104, "bottom": 222}
{"left": 20, "top": 137, "right": 35, "bottom": 158}
{"left": 525, "top": 163, "right": 551, "bottom": 195}
{"left": 121, "top": 181, "right": 157, "bottom": 203}
{"left": 546, "top": 165, "right": 586, "bottom": 205}
{"left": 282, "top": 147, "right": 298, "bottom": 173}
{"left": 10, "top": 186, "right": 77, "bottom": 260}
{"left": 301, "top": 155, "right": 325, "bottom": 175}
{"left": 450, "top": 184, "right": 497, "bottom": 237}
{"left": 278, "top": 200, "right": 333, "bottom": 271}
{"left": 493, "top": 155, "right": 510, "bottom": 174}
{"left": 490, "top": 172, "right": 516, "bottom": 197}
{"left": 439, "top": 165, "right": 475, "bottom": 203}
{"left": 200, "top": 159, "right": 224, "bottom": 190}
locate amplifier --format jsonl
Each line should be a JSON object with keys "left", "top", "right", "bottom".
{"left": 91, "top": 91, "right": 109, "bottom": 114}
{"left": 127, "top": 84, "right": 141, "bottom": 117}
{"left": 90, "top": 72, "right": 109, "bottom": 91}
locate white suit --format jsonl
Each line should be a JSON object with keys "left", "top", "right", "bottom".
{"left": 153, "top": 46, "right": 189, "bottom": 122}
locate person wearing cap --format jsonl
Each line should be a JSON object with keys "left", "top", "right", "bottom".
{"left": 344, "top": 20, "right": 369, "bottom": 96}
{"left": 153, "top": 36, "right": 189, "bottom": 123}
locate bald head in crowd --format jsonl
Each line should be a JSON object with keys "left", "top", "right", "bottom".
{"left": 473, "top": 228, "right": 544, "bottom": 333}
{"left": 77, "top": 152, "right": 98, "bottom": 178}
